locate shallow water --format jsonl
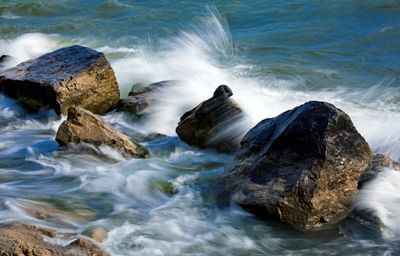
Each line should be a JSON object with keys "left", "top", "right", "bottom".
{"left": 1, "top": 1, "right": 400, "bottom": 255}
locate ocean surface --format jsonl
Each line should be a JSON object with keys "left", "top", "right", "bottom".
{"left": 1, "top": 1, "right": 400, "bottom": 255}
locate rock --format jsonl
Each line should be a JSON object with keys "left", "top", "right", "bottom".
{"left": 0, "top": 222, "right": 109, "bottom": 256}
{"left": 87, "top": 227, "right": 108, "bottom": 243}
{"left": 16, "top": 198, "right": 96, "bottom": 222}
{"left": 152, "top": 180, "right": 177, "bottom": 195}
{"left": 56, "top": 106, "right": 149, "bottom": 158}
{"left": 213, "top": 101, "right": 371, "bottom": 230}
{"left": 0, "top": 55, "right": 11, "bottom": 66}
{"left": 68, "top": 237, "right": 108, "bottom": 256}
{"left": 0, "top": 45, "right": 119, "bottom": 115}
{"left": 371, "top": 153, "right": 400, "bottom": 171}
{"left": 117, "top": 80, "right": 178, "bottom": 115}
{"left": 176, "top": 85, "right": 245, "bottom": 153}
{"left": 358, "top": 154, "right": 400, "bottom": 188}
{"left": 143, "top": 132, "right": 168, "bottom": 141}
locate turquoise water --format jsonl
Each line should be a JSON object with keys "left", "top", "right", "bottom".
{"left": 1, "top": 1, "right": 400, "bottom": 255}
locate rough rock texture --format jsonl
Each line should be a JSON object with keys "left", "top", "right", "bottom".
{"left": 0, "top": 45, "right": 119, "bottom": 115}
{"left": 176, "top": 85, "right": 245, "bottom": 153}
{"left": 56, "top": 107, "right": 149, "bottom": 158}
{"left": 117, "top": 80, "right": 177, "bottom": 115}
{"left": 213, "top": 101, "right": 371, "bottom": 229}
{"left": 0, "top": 222, "right": 109, "bottom": 256}
{"left": 358, "top": 154, "right": 400, "bottom": 188}
{"left": 370, "top": 154, "right": 400, "bottom": 171}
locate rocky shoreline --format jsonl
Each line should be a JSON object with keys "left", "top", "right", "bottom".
{"left": 0, "top": 45, "right": 399, "bottom": 254}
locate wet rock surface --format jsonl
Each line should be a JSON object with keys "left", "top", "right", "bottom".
{"left": 213, "top": 101, "right": 371, "bottom": 229}
{"left": 117, "top": 80, "right": 178, "bottom": 115}
{"left": 0, "top": 222, "right": 109, "bottom": 256}
{"left": 56, "top": 106, "right": 149, "bottom": 158}
{"left": 0, "top": 45, "right": 119, "bottom": 115}
{"left": 370, "top": 153, "right": 400, "bottom": 171}
{"left": 176, "top": 85, "right": 246, "bottom": 153}
{"left": 358, "top": 154, "right": 400, "bottom": 188}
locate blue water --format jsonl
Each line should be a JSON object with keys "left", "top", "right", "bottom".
{"left": 1, "top": 1, "right": 400, "bottom": 255}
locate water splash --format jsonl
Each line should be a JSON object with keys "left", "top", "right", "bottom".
{"left": 354, "top": 168, "right": 400, "bottom": 240}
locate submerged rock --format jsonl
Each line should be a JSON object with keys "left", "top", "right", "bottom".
{"left": 0, "top": 45, "right": 119, "bottom": 115}
{"left": 370, "top": 153, "right": 400, "bottom": 171}
{"left": 0, "top": 55, "right": 11, "bottom": 67}
{"left": 56, "top": 106, "right": 149, "bottom": 158}
{"left": 358, "top": 154, "right": 400, "bottom": 188}
{"left": 0, "top": 222, "right": 109, "bottom": 256}
{"left": 117, "top": 80, "right": 178, "bottom": 115}
{"left": 83, "top": 227, "right": 108, "bottom": 243}
{"left": 176, "top": 85, "right": 245, "bottom": 153}
{"left": 213, "top": 101, "right": 371, "bottom": 230}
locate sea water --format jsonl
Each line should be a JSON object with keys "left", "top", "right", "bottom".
{"left": 0, "top": 1, "right": 400, "bottom": 255}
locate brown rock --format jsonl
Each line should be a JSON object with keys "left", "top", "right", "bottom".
{"left": 56, "top": 106, "right": 149, "bottom": 158}
{"left": 0, "top": 222, "right": 109, "bottom": 256}
{"left": 87, "top": 227, "right": 108, "bottom": 243}
{"left": 371, "top": 154, "right": 400, "bottom": 171}
{"left": 16, "top": 199, "right": 96, "bottom": 222}
{"left": 358, "top": 154, "right": 400, "bottom": 188}
{"left": 117, "top": 80, "right": 178, "bottom": 115}
{"left": 0, "top": 45, "right": 119, "bottom": 115}
{"left": 213, "top": 101, "right": 372, "bottom": 229}
{"left": 176, "top": 85, "right": 246, "bottom": 153}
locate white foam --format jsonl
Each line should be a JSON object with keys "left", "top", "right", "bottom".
{"left": 107, "top": 9, "right": 400, "bottom": 164}
{"left": 0, "top": 33, "right": 62, "bottom": 69}
{"left": 354, "top": 168, "right": 400, "bottom": 240}
{"left": 0, "top": 12, "right": 20, "bottom": 19}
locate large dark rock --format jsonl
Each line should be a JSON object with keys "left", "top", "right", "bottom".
{"left": 176, "top": 85, "right": 245, "bottom": 153}
{"left": 0, "top": 222, "right": 109, "bottom": 256}
{"left": 117, "top": 80, "right": 178, "bottom": 115}
{"left": 213, "top": 101, "right": 371, "bottom": 229}
{"left": 0, "top": 45, "right": 120, "bottom": 115}
{"left": 56, "top": 106, "right": 149, "bottom": 158}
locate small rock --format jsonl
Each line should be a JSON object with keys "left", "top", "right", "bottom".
{"left": 117, "top": 80, "right": 178, "bottom": 115}
{"left": 0, "top": 222, "right": 109, "bottom": 256}
{"left": 176, "top": 85, "right": 246, "bottom": 153}
{"left": 67, "top": 237, "right": 109, "bottom": 256}
{"left": 358, "top": 154, "right": 400, "bottom": 188}
{"left": 0, "top": 55, "right": 11, "bottom": 65}
{"left": 143, "top": 132, "right": 168, "bottom": 141}
{"left": 213, "top": 101, "right": 371, "bottom": 230}
{"left": 152, "top": 180, "right": 177, "bottom": 195}
{"left": 0, "top": 45, "right": 119, "bottom": 115}
{"left": 371, "top": 154, "right": 400, "bottom": 171}
{"left": 213, "top": 84, "right": 233, "bottom": 98}
{"left": 88, "top": 227, "right": 108, "bottom": 243}
{"left": 56, "top": 106, "right": 149, "bottom": 158}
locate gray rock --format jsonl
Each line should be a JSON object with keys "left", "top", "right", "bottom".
{"left": 117, "top": 80, "right": 178, "bottom": 115}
